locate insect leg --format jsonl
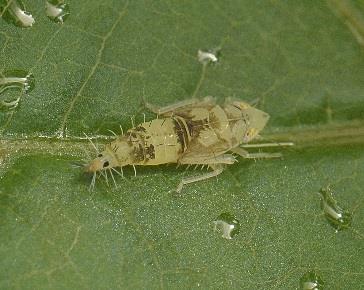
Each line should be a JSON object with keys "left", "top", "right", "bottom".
{"left": 176, "top": 154, "right": 237, "bottom": 193}
{"left": 109, "top": 169, "right": 118, "bottom": 188}
{"left": 176, "top": 164, "right": 224, "bottom": 193}
{"left": 111, "top": 167, "right": 124, "bottom": 179}
{"left": 230, "top": 147, "right": 282, "bottom": 159}
{"left": 89, "top": 172, "right": 96, "bottom": 191}
{"left": 144, "top": 96, "right": 215, "bottom": 116}
{"left": 249, "top": 97, "right": 260, "bottom": 107}
{"left": 240, "top": 142, "right": 294, "bottom": 148}
{"left": 132, "top": 165, "right": 137, "bottom": 177}
{"left": 144, "top": 98, "right": 198, "bottom": 115}
{"left": 179, "top": 153, "right": 237, "bottom": 165}
{"left": 100, "top": 170, "right": 109, "bottom": 186}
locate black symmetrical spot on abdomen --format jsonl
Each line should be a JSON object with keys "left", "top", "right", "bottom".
{"left": 146, "top": 144, "right": 155, "bottom": 160}
{"left": 133, "top": 143, "right": 145, "bottom": 162}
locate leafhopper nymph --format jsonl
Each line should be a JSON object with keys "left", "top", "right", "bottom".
{"left": 85, "top": 97, "right": 290, "bottom": 192}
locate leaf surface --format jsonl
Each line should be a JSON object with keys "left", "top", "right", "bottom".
{"left": 1, "top": 1, "right": 363, "bottom": 289}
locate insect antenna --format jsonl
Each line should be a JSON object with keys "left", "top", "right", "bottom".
{"left": 108, "top": 169, "right": 118, "bottom": 188}
{"left": 130, "top": 116, "right": 135, "bottom": 127}
{"left": 119, "top": 125, "right": 124, "bottom": 135}
{"left": 70, "top": 160, "right": 86, "bottom": 168}
{"left": 83, "top": 133, "right": 99, "bottom": 154}
{"left": 83, "top": 147, "right": 92, "bottom": 160}
{"left": 132, "top": 165, "right": 137, "bottom": 177}
{"left": 89, "top": 172, "right": 97, "bottom": 191}
{"left": 143, "top": 113, "right": 146, "bottom": 123}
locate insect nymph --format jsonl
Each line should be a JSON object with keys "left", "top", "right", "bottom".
{"left": 85, "top": 96, "right": 283, "bottom": 192}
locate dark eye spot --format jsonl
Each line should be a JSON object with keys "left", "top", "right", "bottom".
{"left": 98, "top": 153, "right": 103, "bottom": 157}
{"left": 103, "top": 161, "right": 109, "bottom": 168}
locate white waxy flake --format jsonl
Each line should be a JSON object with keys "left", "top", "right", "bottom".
{"left": 45, "top": 1, "right": 69, "bottom": 24}
{"left": 214, "top": 220, "right": 235, "bottom": 239}
{"left": 198, "top": 49, "right": 218, "bottom": 64}
{"left": 45, "top": 2, "right": 63, "bottom": 19}
{"left": 0, "top": 73, "right": 34, "bottom": 93}
{"left": 12, "top": 3, "right": 35, "bottom": 27}
{"left": 302, "top": 281, "right": 318, "bottom": 290}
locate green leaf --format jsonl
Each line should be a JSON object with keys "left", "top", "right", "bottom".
{"left": 1, "top": 0, "right": 364, "bottom": 289}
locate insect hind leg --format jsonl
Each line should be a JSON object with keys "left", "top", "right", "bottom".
{"left": 230, "top": 147, "right": 282, "bottom": 159}
{"left": 176, "top": 164, "right": 224, "bottom": 193}
{"left": 176, "top": 154, "right": 236, "bottom": 193}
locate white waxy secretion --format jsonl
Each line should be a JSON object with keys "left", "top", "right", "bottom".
{"left": 213, "top": 213, "right": 240, "bottom": 240}
{"left": 0, "top": 72, "right": 34, "bottom": 93}
{"left": 45, "top": 1, "right": 70, "bottom": 24}
{"left": 46, "top": 2, "right": 63, "bottom": 18}
{"left": 10, "top": 1, "right": 35, "bottom": 27}
{"left": 198, "top": 50, "right": 218, "bottom": 64}
{"left": 213, "top": 220, "right": 236, "bottom": 239}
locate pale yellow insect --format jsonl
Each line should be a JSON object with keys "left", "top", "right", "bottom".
{"left": 85, "top": 96, "right": 288, "bottom": 192}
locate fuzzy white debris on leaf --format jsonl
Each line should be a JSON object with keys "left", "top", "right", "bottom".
{"left": 198, "top": 49, "right": 218, "bottom": 64}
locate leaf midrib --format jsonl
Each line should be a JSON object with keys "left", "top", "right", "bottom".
{"left": 1, "top": 119, "right": 364, "bottom": 161}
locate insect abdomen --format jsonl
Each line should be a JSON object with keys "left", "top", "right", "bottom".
{"left": 128, "top": 118, "right": 185, "bottom": 165}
